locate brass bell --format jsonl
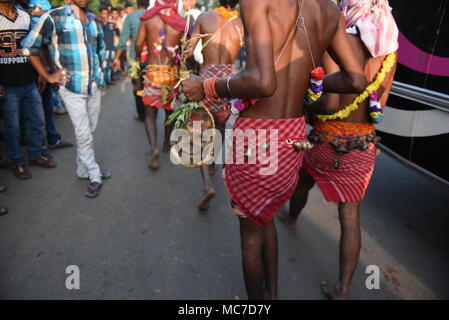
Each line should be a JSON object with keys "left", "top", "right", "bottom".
{"left": 293, "top": 141, "right": 305, "bottom": 151}
{"left": 330, "top": 140, "right": 340, "bottom": 149}
{"left": 337, "top": 143, "right": 349, "bottom": 154}
{"left": 360, "top": 143, "right": 369, "bottom": 151}
{"left": 348, "top": 140, "right": 358, "bottom": 151}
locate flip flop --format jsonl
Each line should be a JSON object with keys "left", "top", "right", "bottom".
{"left": 85, "top": 181, "right": 104, "bottom": 199}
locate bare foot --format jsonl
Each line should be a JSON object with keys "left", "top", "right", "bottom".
{"left": 197, "top": 189, "right": 215, "bottom": 211}
{"left": 148, "top": 149, "right": 160, "bottom": 170}
{"left": 277, "top": 206, "right": 297, "bottom": 229}
{"left": 320, "top": 281, "right": 347, "bottom": 300}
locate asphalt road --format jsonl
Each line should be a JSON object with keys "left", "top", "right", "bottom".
{"left": 0, "top": 79, "right": 448, "bottom": 300}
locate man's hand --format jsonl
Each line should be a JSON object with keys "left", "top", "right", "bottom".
{"left": 0, "top": 84, "right": 5, "bottom": 100}
{"left": 47, "top": 68, "right": 70, "bottom": 85}
{"left": 113, "top": 57, "right": 121, "bottom": 72}
{"left": 37, "top": 75, "right": 47, "bottom": 92}
{"left": 182, "top": 75, "right": 205, "bottom": 102}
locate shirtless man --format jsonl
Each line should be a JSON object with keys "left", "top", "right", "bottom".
{"left": 279, "top": 0, "right": 398, "bottom": 299}
{"left": 136, "top": 0, "right": 185, "bottom": 169}
{"left": 189, "top": 0, "right": 243, "bottom": 210}
{"left": 183, "top": 0, "right": 365, "bottom": 300}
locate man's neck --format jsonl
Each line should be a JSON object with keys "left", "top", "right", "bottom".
{"left": 70, "top": 4, "right": 87, "bottom": 22}
{"left": 0, "top": 3, "right": 15, "bottom": 18}
{"left": 137, "top": 6, "right": 146, "bottom": 10}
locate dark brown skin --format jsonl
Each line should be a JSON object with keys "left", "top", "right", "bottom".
{"left": 136, "top": 15, "right": 184, "bottom": 66}
{"left": 191, "top": 9, "right": 243, "bottom": 65}
{"left": 182, "top": 0, "right": 366, "bottom": 119}
{"left": 190, "top": 7, "right": 243, "bottom": 209}
{"left": 135, "top": 13, "right": 184, "bottom": 158}
{"left": 282, "top": 35, "right": 398, "bottom": 300}
{"left": 311, "top": 35, "right": 397, "bottom": 122}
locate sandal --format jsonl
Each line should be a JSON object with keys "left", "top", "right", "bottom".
{"left": 11, "top": 165, "right": 32, "bottom": 180}
{"left": 84, "top": 181, "right": 104, "bottom": 198}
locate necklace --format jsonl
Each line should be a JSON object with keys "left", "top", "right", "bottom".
{"left": 214, "top": 6, "right": 238, "bottom": 20}
{"left": 316, "top": 52, "right": 397, "bottom": 122}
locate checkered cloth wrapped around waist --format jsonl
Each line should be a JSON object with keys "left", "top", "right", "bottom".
{"left": 224, "top": 117, "right": 307, "bottom": 227}
{"left": 199, "top": 64, "right": 236, "bottom": 124}
{"left": 304, "top": 120, "right": 376, "bottom": 203}
{"left": 143, "top": 65, "right": 179, "bottom": 110}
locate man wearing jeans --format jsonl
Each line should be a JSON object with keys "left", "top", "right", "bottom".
{"left": 23, "top": 0, "right": 111, "bottom": 198}
{"left": 0, "top": 0, "right": 56, "bottom": 180}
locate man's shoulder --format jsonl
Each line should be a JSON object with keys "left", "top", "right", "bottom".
{"left": 1, "top": 7, "right": 30, "bottom": 28}
{"left": 198, "top": 10, "right": 216, "bottom": 23}
{"left": 45, "top": 6, "right": 69, "bottom": 19}
{"left": 129, "top": 10, "right": 144, "bottom": 19}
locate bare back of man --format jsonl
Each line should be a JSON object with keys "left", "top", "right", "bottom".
{"left": 280, "top": 1, "right": 399, "bottom": 300}
{"left": 139, "top": 16, "right": 183, "bottom": 66}
{"left": 319, "top": 36, "right": 396, "bottom": 123}
{"left": 239, "top": 0, "right": 364, "bottom": 120}
{"left": 195, "top": 10, "right": 243, "bottom": 65}
{"left": 136, "top": 6, "right": 185, "bottom": 168}
{"left": 182, "top": 0, "right": 365, "bottom": 300}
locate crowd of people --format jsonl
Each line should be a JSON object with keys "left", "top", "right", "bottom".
{"left": 0, "top": 0, "right": 399, "bottom": 300}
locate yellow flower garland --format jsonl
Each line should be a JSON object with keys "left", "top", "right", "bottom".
{"left": 214, "top": 6, "right": 239, "bottom": 20}
{"left": 316, "top": 52, "right": 397, "bottom": 122}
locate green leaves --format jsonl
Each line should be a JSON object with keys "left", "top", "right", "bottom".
{"left": 127, "top": 57, "right": 141, "bottom": 80}
{"left": 165, "top": 102, "right": 202, "bottom": 129}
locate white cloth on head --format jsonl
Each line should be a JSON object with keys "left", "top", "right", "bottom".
{"left": 340, "top": 0, "right": 399, "bottom": 57}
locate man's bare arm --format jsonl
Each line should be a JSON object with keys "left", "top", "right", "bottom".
{"left": 324, "top": 15, "right": 366, "bottom": 94}
{"left": 29, "top": 56, "right": 67, "bottom": 84}
{"left": 182, "top": 0, "right": 276, "bottom": 101}
{"left": 135, "top": 22, "right": 147, "bottom": 60}
{"left": 215, "top": 0, "right": 276, "bottom": 98}
{"left": 187, "top": 14, "right": 203, "bottom": 58}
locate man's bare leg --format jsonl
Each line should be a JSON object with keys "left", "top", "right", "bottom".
{"left": 321, "top": 201, "right": 361, "bottom": 300}
{"left": 262, "top": 219, "right": 278, "bottom": 299}
{"left": 278, "top": 170, "right": 315, "bottom": 228}
{"left": 198, "top": 165, "right": 215, "bottom": 210}
{"left": 197, "top": 119, "right": 225, "bottom": 210}
{"left": 145, "top": 107, "right": 160, "bottom": 169}
{"left": 163, "top": 110, "right": 174, "bottom": 153}
{"left": 239, "top": 217, "right": 278, "bottom": 300}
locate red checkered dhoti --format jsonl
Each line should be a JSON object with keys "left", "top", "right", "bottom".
{"left": 303, "top": 137, "right": 376, "bottom": 203}
{"left": 143, "top": 65, "right": 179, "bottom": 110}
{"left": 224, "top": 117, "right": 307, "bottom": 227}
{"left": 199, "top": 64, "right": 236, "bottom": 123}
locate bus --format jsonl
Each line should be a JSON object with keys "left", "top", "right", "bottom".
{"left": 376, "top": 0, "right": 449, "bottom": 188}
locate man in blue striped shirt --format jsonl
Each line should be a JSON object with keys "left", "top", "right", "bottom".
{"left": 23, "top": 0, "right": 111, "bottom": 198}
{"left": 113, "top": 0, "right": 149, "bottom": 122}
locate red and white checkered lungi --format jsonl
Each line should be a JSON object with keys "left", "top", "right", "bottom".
{"left": 199, "top": 64, "right": 236, "bottom": 124}
{"left": 303, "top": 141, "right": 376, "bottom": 203}
{"left": 224, "top": 117, "right": 307, "bottom": 227}
{"left": 143, "top": 65, "right": 179, "bottom": 110}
